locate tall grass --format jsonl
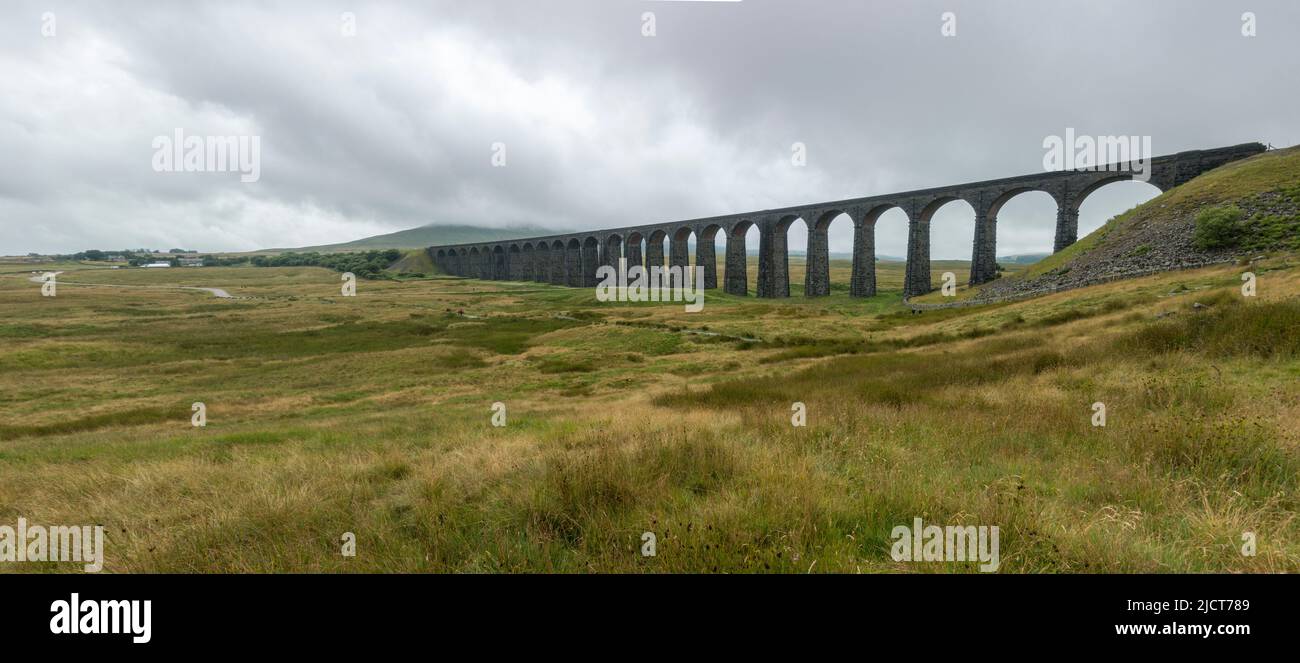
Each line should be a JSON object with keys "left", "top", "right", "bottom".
{"left": 1123, "top": 300, "right": 1300, "bottom": 358}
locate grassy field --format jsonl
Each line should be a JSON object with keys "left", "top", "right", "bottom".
{"left": 2, "top": 255, "right": 1298, "bottom": 573}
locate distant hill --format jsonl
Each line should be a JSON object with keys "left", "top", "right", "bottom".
{"left": 271, "top": 223, "right": 573, "bottom": 253}
{"left": 997, "top": 253, "right": 1049, "bottom": 265}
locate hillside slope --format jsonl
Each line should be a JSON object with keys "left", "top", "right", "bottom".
{"left": 968, "top": 145, "right": 1300, "bottom": 302}
{"left": 272, "top": 223, "right": 574, "bottom": 253}
{"left": 386, "top": 249, "right": 437, "bottom": 275}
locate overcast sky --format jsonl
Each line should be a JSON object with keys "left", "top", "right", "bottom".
{"left": 2, "top": 0, "right": 1297, "bottom": 258}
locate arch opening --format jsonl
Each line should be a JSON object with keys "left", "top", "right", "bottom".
{"left": 867, "top": 205, "right": 910, "bottom": 295}
{"left": 1075, "top": 179, "right": 1164, "bottom": 241}
{"left": 924, "top": 198, "right": 976, "bottom": 293}
{"left": 987, "top": 189, "right": 1056, "bottom": 275}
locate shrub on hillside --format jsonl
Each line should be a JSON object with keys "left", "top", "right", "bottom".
{"left": 1192, "top": 205, "right": 1244, "bottom": 250}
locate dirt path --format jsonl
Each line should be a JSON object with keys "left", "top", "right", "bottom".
{"left": 26, "top": 271, "right": 234, "bottom": 298}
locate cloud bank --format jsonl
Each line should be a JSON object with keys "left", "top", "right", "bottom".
{"left": 2, "top": 0, "right": 1296, "bottom": 257}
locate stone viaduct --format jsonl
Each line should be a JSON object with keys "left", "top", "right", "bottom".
{"left": 428, "top": 143, "right": 1264, "bottom": 298}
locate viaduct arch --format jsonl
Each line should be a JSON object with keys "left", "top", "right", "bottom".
{"left": 429, "top": 143, "right": 1264, "bottom": 298}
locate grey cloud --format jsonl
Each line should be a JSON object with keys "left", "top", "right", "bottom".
{"left": 1, "top": 0, "right": 1296, "bottom": 255}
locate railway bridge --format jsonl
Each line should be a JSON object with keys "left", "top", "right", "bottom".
{"left": 428, "top": 143, "right": 1264, "bottom": 298}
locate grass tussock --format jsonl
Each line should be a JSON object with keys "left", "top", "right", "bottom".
{"left": 1122, "top": 299, "right": 1300, "bottom": 359}
{"left": 0, "top": 405, "right": 183, "bottom": 441}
